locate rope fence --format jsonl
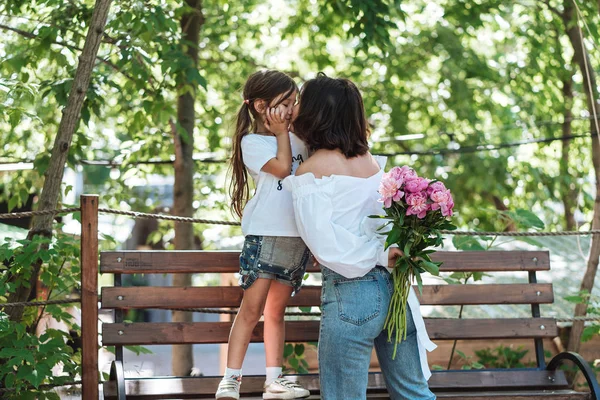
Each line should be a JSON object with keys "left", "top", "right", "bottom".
{"left": 2, "top": 206, "right": 600, "bottom": 322}
{"left": 1, "top": 206, "right": 599, "bottom": 236}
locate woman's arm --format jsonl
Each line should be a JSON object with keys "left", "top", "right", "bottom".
{"left": 292, "top": 190, "right": 390, "bottom": 278}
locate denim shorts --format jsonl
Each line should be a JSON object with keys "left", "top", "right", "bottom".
{"left": 239, "top": 235, "right": 310, "bottom": 295}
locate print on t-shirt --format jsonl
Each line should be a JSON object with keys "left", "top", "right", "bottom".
{"left": 277, "top": 154, "right": 304, "bottom": 191}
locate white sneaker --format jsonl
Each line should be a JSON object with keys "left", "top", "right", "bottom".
{"left": 215, "top": 376, "right": 241, "bottom": 400}
{"left": 263, "top": 377, "right": 310, "bottom": 399}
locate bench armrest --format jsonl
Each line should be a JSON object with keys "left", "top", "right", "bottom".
{"left": 109, "top": 360, "right": 126, "bottom": 400}
{"left": 547, "top": 351, "right": 599, "bottom": 400}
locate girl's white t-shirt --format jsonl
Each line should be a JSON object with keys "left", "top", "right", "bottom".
{"left": 240, "top": 132, "right": 308, "bottom": 237}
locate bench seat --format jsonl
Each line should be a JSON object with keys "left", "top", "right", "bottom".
{"left": 103, "top": 370, "right": 590, "bottom": 399}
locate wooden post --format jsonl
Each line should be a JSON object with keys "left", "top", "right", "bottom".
{"left": 81, "top": 194, "right": 99, "bottom": 399}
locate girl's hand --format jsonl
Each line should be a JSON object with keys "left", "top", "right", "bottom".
{"left": 265, "top": 104, "right": 289, "bottom": 136}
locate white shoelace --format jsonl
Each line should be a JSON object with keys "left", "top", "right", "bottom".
{"left": 273, "top": 378, "right": 302, "bottom": 388}
{"left": 219, "top": 377, "right": 241, "bottom": 390}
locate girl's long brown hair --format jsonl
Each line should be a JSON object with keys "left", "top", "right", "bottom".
{"left": 229, "top": 70, "right": 297, "bottom": 219}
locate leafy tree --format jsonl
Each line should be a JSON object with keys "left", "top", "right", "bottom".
{"left": 1, "top": 0, "right": 600, "bottom": 393}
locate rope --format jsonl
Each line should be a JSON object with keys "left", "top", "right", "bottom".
{"left": 2, "top": 207, "right": 600, "bottom": 236}
{"left": 0, "top": 207, "right": 80, "bottom": 219}
{"left": 2, "top": 126, "right": 599, "bottom": 167}
{"left": 97, "top": 208, "right": 241, "bottom": 226}
{"left": 0, "top": 298, "right": 81, "bottom": 308}
{"left": 0, "top": 380, "right": 81, "bottom": 394}
{"left": 439, "top": 230, "right": 600, "bottom": 236}
{"left": 3, "top": 207, "right": 600, "bottom": 236}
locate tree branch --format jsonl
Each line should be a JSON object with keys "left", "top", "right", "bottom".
{"left": 0, "top": 22, "right": 138, "bottom": 85}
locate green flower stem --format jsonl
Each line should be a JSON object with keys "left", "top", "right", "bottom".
{"left": 384, "top": 264, "right": 413, "bottom": 359}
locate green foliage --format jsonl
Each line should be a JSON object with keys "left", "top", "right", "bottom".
{"left": 0, "top": 233, "right": 81, "bottom": 398}
{"left": 0, "top": 316, "right": 79, "bottom": 399}
{"left": 1, "top": 0, "right": 597, "bottom": 235}
{"left": 440, "top": 345, "right": 536, "bottom": 370}
{"left": 453, "top": 350, "right": 485, "bottom": 370}
{"left": 283, "top": 342, "right": 313, "bottom": 374}
{"left": 474, "top": 345, "right": 533, "bottom": 369}
{"left": 449, "top": 207, "right": 546, "bottom": 252}
{"left": 378, "top": 198, "right": 457, "bottom": 291}
{"left": 565, "top": 291, "right": 600, "bottom": 342}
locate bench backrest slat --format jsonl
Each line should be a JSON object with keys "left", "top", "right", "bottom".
{"left": 100, "top": 250, "right": 550, "bottom": 274}
{"left": 102, "top": 318, "right": 558, "bottom": 346}
{"left": 101, "top": 283, "right": 554, "bottom": 309}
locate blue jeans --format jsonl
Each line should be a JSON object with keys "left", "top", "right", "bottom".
{"left": 319, "top": 266, "right": 435, "bottom": 400}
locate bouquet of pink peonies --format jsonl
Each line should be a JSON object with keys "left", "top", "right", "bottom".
{"left": 376, "top": 165, "right": 456, "bottom": 358}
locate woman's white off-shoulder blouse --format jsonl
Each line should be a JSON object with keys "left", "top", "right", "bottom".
{"left": 282, "top": 156, "right": 437, "bottom": 380}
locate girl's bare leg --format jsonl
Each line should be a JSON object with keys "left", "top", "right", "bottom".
{"left": 263, "top": 281, "right": 293, "bottom": 367}
{"left": 226, "top": 278, "right": 273, "bottom": 368}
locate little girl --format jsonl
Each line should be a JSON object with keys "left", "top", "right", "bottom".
{"left": 215, "top": 70, "right": 311, "bottom": 400}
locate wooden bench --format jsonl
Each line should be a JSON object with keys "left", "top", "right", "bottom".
{"left": 88, "top": 247, "right": 600, "bottom": 400}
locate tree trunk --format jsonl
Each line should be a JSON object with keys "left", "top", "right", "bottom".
{"left": 561, "top": 76, "right": 577, "bottom": 231}
{"left": 171, "top": 0, "right": 204, "bottom": 377}
{"left": 5, "top": 0, "right": 112, "bottom": 322}
{"left": 563, "top": 0, "right": 600, "bottom": 353}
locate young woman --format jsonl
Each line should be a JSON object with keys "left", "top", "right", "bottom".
{"left": 284, "top": 74, "right": 437, "bottom": 400}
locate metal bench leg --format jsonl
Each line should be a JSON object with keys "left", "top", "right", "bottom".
{"left": 109, "top": 360, "right": 126, "bottom": 400}
{"left": 547, "top": 351, "right": 600, "bottom": 400}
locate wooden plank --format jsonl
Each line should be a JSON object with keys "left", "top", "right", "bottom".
{"left": 100, "top": 250, "right": 550, "bottom": 274}
{"left": 102, "top": 370, "right": 571, "bottom": 399}
{"left": 429, "top": 369, "right": 569, "bottom": 390}
{"left": 102, "top": 391, "right": 589, "bottom": 400}
{"left": 101, "top": 286, "right": 322, "bottom": 309}
{"left": 415, "top": 283, "right": 553, "bottom": 305}
{"left": 100, "top": 250, "right": 241, "bottom": 274}
{"left": 430, "top": 250, "right": 550, "bottom": 272}
{"left": 427, "top": 318, "right": 557, "bottom": 340}
{"left": 102, "top": 318, "right": 557, "bottom": 345}
{"left": 101, "top": 283, "right": 554, "bottom": 309}
{"left": 81, "top": 195, "right": 99, "bottom": 400}
{"left": 435, "top": 392, "right": 590, "bottom": 400}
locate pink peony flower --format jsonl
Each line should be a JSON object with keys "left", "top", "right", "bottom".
{"left": 405, "top": 177, "right": 430, "bottom": 193}
{"left": 430, "top": 188, "right": 451, "bottom": 204}
{"left": 397, "top": 166, "right": 417, "bottom": 182}
{"left": 379, "top": 173, "right": 404, "bottom": 208}
{"left": 441, "top": 197, "right": 454, "bottom": 217}
{"left": 405, "top": 192, "right": 429, "bottom": 219}
{"left": 430, "top": 189, "right": 454, "bottom": 217}
{"left": 427, "top": 181, "right": 446, "bottom": 196}
{"left": 387, "top": 167, "right": 405, "bottom": 185}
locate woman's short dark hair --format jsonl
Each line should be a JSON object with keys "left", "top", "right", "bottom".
{"left": 293, "top": 73, "right": 369, "bottom": 158}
